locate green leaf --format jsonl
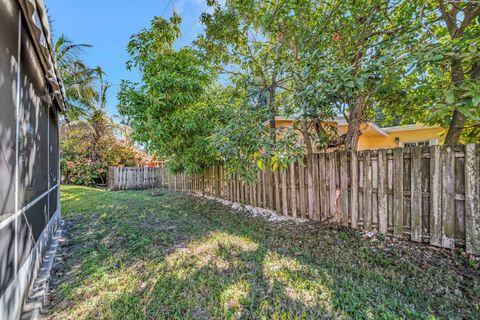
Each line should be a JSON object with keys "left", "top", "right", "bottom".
{"left": 345, "top": 80, "right": 355, "bottom": 88}
{"left": 446, "top": 90, "right": 455, "bottom": 104}
{"left": 468, "top": 42, "right": 477, "bottom": 54}
{"left": 257, "top": 159, "right": 264, "bottom": 171}
{"left": 472, "top": 94, "right": 480, "bottom": 107}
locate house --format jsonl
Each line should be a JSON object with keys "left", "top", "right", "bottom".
{"left": 0, "top": 0, "right": 64, "bottom": 318}
{"left": 268, "top": 116, "right": 444, "bottom": 150}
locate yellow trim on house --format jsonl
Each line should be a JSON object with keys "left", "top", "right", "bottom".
{"left": 268, "top": 117, "right": 445, "bottom": 151}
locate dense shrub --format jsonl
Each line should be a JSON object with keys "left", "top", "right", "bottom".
{"left": 61, "top": 159, "right": 107, "bottom": 185}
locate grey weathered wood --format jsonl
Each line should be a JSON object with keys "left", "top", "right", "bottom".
{"left": 339, "top": 151, "right": 349, "bottom": 226}
{"left": 282, "top": 169, "right": 288, "bottom": 216}
{"left": 306, "top": 155, "right": 315, "bottom": 219}
{"left": 411, "top": 147, "right": 422, "bottom": 242}
{"left": 465, "top": 144, "right": 480, "bottom": 255}
{"left": 312, "top": 154, "right": 320, "bottom": 220}
{"left": 430, "top": 145, "right": 442, "bottom": 247}
{"left": 318, "top": 153, "right": 327, "bottom": 220}
{"left": 350, "top": 151, "right": 358, "bottom": 229}
{"left": 377, "top": 149, "right": 388, "bottom": 234}
{"left": 363, "top": 151, "right": 372, "bottom": 231}
{"left": 290, "top": 163, "right": 297, "bottom": 217}
{"left": 328, "top": 153, "right": 337, "bottom": 221}
{"left": 252, "top": 174, "right": 257, "bottom": 207}
{"left": 274, "top": 171, "right": 281, "bottom": 212}
{"left": 262, "top": 170, "right": 267, "bottom": 208}
{"left": 441, "top": 145, "right": 455, "bottom": 249}
{"left": 298, "top": 160, "right": 306, "bottom": 218}
{"left": 393, "top": 148, "right": 404, "bottom": 238}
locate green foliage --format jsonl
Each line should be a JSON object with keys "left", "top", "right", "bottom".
{"left": 377, "top": 0, "right": 480, "bottom": 142}
{"left": 54, "top": 35, "right": 103, "bottom": 120}
{"left": 61, "top": 159, "right": 107, "bottom": 185}
{"left": 118, "top": 0, "right": 479, "bottom": 179}
{"left": 61, "top": 80, "right": 147, "bottom": 185}
{"left": 119, "top": 13, "right": 225, "bottom": 174}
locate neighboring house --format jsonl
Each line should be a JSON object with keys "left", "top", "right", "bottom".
{"left": 0, "top": 0, "right": 64, "bottom": 318}
{"left": 268, "top": 116, "right": 444, "bottom": 151}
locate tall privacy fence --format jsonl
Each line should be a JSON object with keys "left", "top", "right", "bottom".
{"left": 108, "top": 144, "right": 480, "bottom": 255}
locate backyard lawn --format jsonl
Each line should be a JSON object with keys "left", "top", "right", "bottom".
{"left": 46, "top": 185, "right": 480, "bottom": 319}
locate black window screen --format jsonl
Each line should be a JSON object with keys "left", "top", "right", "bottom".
{"left": 18, "top": 25, "right": 49, "bottom": 208}
{"left": 0, "top": 220, "right": 15, "bottom": 297}
{"left": 24, "top": 194, "right": 48, "bottom": 243}
{"left": 17, "top": 213, "right": 35, "bottom": 269}
{"left": 49, "top": 106, "right": 59, "bottom": 187}
{"left": 48, "top": 186, "right": 58, "bottom": 218}
{"left": 0, "top": 4, "right": 19, "bottom": 218}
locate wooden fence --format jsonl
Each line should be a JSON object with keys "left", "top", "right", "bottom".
{"left": 108, "top": 167, "right": 163, "bottom": 190}
{"left": 108, "top": 144, "right": 480, "bottom": 255}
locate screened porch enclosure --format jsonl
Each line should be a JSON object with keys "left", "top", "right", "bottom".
{"left": 0, "top": 0, "right": 62, "bottom": 318}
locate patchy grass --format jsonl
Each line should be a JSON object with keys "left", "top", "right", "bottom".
{"left": 46, "top": 185, "right": 480, "bottom": 319}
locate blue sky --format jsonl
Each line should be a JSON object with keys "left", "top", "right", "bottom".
{"left": 45, "top": 0, "right": 209, "bottom": 116}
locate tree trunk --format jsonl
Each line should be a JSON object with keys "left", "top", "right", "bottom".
{"left": 344, "top": 97, "right": 365, "bottom": 151}
{"left": 444, "top": 56, "right": 466, "bottom": 145}
{"left": 445, "top": 109, "right": 466, "bottom": 145}
{"left": 301, "top": 118, "right": 314, "bottom": 155}
{"left": 268, "top": 86, "right": 276, "bottom": 143}
{"left": 438, "top": 1, "right": 480, "bottom": 145}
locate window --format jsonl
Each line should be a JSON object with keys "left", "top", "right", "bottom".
{"left": 403, "top": 140, "right": 430, "bottom": 148}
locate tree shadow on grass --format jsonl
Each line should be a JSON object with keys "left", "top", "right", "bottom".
{"left": 97, "top": 230, "right": 338, "bottom": 319}
{"left": 51, "top": 189, "right": 480, "bottom": 319}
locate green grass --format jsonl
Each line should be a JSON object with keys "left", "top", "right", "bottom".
{"left": 47, "top": 185, "right": 480, "bottom": 319}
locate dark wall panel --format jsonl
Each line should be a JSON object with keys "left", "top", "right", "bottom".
{"left": 49, "top": 106, "right": 59, "bottom": 187}
{"left": 48, "top": 186, "right": 58, "bottom": 219}
{"left": 24, "top": 195, "right": 48, "bottom": 243}
{"left": 0, "top": 1, "right": 19, "bottom": 217}
{"left": 18, "top": 19, "right": 49, "bottom": 208}
{"left": 17, "top": 213, "right": 34, "bottom": 270}
{"left": 0, "top": 220, "right": 15, "bottom": 297}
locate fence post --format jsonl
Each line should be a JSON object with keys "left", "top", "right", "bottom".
{"left": 290, "top": 163, "right": 297, "bottom": 217}
{"left": 441, "top": 145, "right": 455, "bottom": 248}
{"left": 363, "top": 151, "right": 372, "bottom": 231}
{"left": 282, "top": 169, "right": 288, "bottom": 216}
{"left": 377, "top": 149, "right": 388, "bottom": 234}
{"left": 350, "top": 151, "right": 358, "bottom": 229}
{"left": 329, "top": 152, "right": 338, "bottom": 222}
{"left": 339, "top": 151, "right": 349, "bottom": 226}
{"left": 393, "top": 148, "right": 404, "bottom": 238}
{"left": 465, "top": 144, "right": 479, "bottom": 255}
{"left": 430, "top": 145, "right": 442, "bottom": 247}
{"left": 411, "top": 147, "right": 422, "bottom": 241}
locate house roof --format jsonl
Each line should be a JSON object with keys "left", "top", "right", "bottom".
{"left": 381, "top": 124, "right": 442, "bottom": 133}
{"left": 17, "top": 0, "right": 65, "bottom": 111}
{"left": 267, "top": 116, "right": 439, "bottom": 137}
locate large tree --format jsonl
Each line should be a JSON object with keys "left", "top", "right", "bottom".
{"left": 54, "top": 35, "right": 102, "bottom": 120}
{"left": 118, "top": 12, "right": 225, "bottom": 173}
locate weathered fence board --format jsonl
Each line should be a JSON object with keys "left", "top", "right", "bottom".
{"left": 108, "top": 144, "right": 480, "bottom": 253}
{"left": 350, "top": 151, "right": 359, "bottom": 229}
{"left": 465, "top": 144, "right": 480, "bottom": 255}
{"left": 378, "top": 149, "right": 388, "bottom": 234}
{"left": 411, "top": 147, "right": 422, "bottom": 242}
{"left": 430, "top": 146, "right": 443, "bottom": 247}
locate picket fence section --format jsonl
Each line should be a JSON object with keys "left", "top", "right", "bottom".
{"left": 108, "top": 167, "right": 162, "bottom": 190}
{"left": 108, "top": 144, "right": 480, "bottom": 254}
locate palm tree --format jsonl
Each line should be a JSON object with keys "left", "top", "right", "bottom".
{"left": 54, "top": 34, "right": 102, "bottom": 120}
{"left": 85, "top": 80, "right": 113, "bottom": 161}
{"left": 62, "top": 79, "right": 113, "bottom": 159}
